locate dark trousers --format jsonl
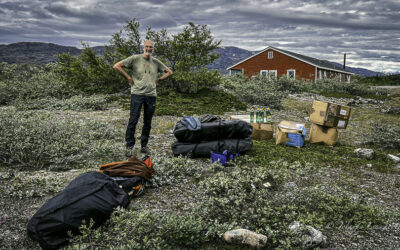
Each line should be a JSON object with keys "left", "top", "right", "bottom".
{"left": 125, "top": 94, "right": 156, "bottom": 148}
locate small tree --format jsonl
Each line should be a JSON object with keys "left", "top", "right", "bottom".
{"left": 56, "top": 18, "right": 222, "bottom": 94}
{"left": 147, "top": 22, "right": 221, "bottom": 93}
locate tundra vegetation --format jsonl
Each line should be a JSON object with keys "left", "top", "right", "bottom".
{"left": 1, "top": 19, "right": 400, "bottom": 249}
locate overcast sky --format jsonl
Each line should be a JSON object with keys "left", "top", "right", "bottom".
{"left": 1, "top": 0, "right": 399, "bottom": 73}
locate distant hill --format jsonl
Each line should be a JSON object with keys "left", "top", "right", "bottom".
{"left": 0, "top": 42, "right": 386, "bottom": 77}
{"left": 328, "top": 61, "right": 385, "bottom": 77}
{"left": 0, "top": 42, "right": 81, "bottom": 64}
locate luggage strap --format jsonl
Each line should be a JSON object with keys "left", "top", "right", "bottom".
{"left": 235, "top": 139, "right": 240, "bottom": 153}
{"left": 191, "top": 143, "right": 199, "bottom": 157}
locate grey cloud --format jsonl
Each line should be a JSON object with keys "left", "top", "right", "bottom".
{"left": 141, "top": 16, "right": 177, "bottom": 29}
{"left": 0, "top": 0, "right": 399, "bottom": 72}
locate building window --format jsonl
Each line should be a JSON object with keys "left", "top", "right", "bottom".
{"left": 346, "top": 75, "right": 351, "bottom": 82}
{"left": 260, "top": 70, "right": 268, "bottom": 77}
{"left": 287, "top": 69, "right": 296, "bottom": 79}
{"left": 269, "top": 70, "right": 277, "bottom": 79}
{"left": 268, "top": 51, "right": 273, "bottom": 59}
{"left": 319, "top": 70, "right": 322, "bottom": 79}
{"left": 229, "top": 69, "right": 243, "bottom": 76}
{"left": 323, "top": 71, "right": 327, "bottom": 79}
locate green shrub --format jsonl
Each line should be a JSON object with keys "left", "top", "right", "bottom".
{"left": 0, "top": 172, "right": 64, "bottom": 198}
{"left": 57, "top": 45, "right": 126, "bottom": 94}
{"left": 172, "top": 68, "right": 221, "bottom": 94}
{"left": 364, "top": 122, "right": 400, "bottom": 149}
{"left": 69, "top": 208, "right": 231, "bottom": 249}
{"left": 221, "top": 75, "right": 293, "bottom": 109}
{"left": 149, "top": 153, "right": 206, "bottom": 187}
{"left": 0, "top": 108, "right": 125, "bottom": 170}
{"left": 304, "top": 77, "right": 387, "bottom": 97}
{"left": 359, "top": 73, "right": 400, "bottom": 86}
{"left": 196, "top": 161, "right": 391, "bottom": 248}
{"left": 0, "top": 63, "right": 77, "bottom": 105}
{"left": 155, "top": 87, "right": 247, "bottom": 116}
{"left": 14, "top": 95, "right": 109, "bottom": 111}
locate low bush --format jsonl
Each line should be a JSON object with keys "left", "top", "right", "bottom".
{"left": 0, "top": 108, "right": 125, "bottom": 170}
{"left": 69, "top": 208, "right": 231, "bottom": 249}
{"left": 0, "top": 172, "right": 64, "bottom": 199}
{"left": 149, "top": 153, "right": 206, "bottom": 187}
{"left": 171, "top": 68, "right": 222, "bottom": 94}
{"left": 0, "top": 63, "right": 77, "bottom": 105}
{"left": 14, "top": 95, "right": 109, "bottom": 111}
{"left": 196, "top": 161, "right": 392, "bottom": 248}
{"left": 304, "top": 77, "right": 387, "bottom": 97}
{"left": 154, "top": 87, "right": 247, "bottom": 116}
{"left": 220, "top": 75, "right": 299, "bottom": 109}
{"left": 364, "top": 122, "right": 400, "bottom": 149}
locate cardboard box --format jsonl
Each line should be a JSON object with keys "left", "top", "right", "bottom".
{"left": 309, "top": 100, "right": 351, "bottom": 129}
{"left": 309, "top": 124, "right": 338, "bottom": 146}
{"left": 276, "top": 121, "right": 306, "bottom": 147}
{"left": 251, "top": 122, "right": 274, "bottom": 140}
{"left": 229, "top": 114, "right": 251, "bottom": 123}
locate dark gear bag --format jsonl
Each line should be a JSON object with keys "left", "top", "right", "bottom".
{"left": 173, "top": 119, "right": 253, "bottom": 143}
{"left": 172, "top": 138, "right": 253, "bottom": 158}
{"left": 27, "top": 172, "right": 130, "bottom": 249}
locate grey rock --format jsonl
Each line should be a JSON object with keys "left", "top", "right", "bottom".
{"left": 289, "top": 221, "right": 327, "bottom": 249}
{"left": 381, "top": 107, "right": 400, "bottom": 114}
{"left": 284, "top": 182, "right": 298, "bottom": 189}
{"left": 366, "top": 164, "right": 373, "bottom": 168}
{"left": 387, "top": 107, "right": 400, "bottom": 114}
{"left": 388, "top": 154, "right": 400, "bottom": 164}
{"left": 347, "top": 100, "right": 358, "bottom": 106}
{"left": 224, "top": 229, "right": 268, "bottom": 249}
{"left": 355, "top": 148, "right": 376, "bottom": 160}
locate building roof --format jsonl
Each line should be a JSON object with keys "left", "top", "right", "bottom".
{"left": 227, "top": 46, "right": 355, "bottom": 75}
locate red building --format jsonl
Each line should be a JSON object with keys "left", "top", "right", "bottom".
{"left": 226, "top": 46, "right": 355, "bottom": 82}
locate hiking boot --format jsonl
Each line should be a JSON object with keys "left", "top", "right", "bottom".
{"left": 125, "top": 146, "right": 134, "bottom": 157}
{"left": 140, "top": 147, "right": 151, "bottom": 155}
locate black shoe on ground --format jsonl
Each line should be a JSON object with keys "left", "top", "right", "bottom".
{"left": 140, "top": 147, "right": 151, "bottom": 155}
{"left": 125, "top": 146, "right": 134, "bottom": 157}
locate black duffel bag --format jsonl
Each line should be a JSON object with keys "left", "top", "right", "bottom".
{"left": 172, "top": 138, "right": 253, "bottom": 157}
{"left": 27, "top": 172, "right": 130, "bottom": 249}
{"left": 173, "top": 119, "right": 253, "bottom": 143}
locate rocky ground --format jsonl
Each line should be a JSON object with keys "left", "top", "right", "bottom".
{"left": 1, "top": 92, "right": 399, "bottom": 249}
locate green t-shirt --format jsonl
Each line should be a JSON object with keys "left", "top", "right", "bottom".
{"left": 122, "top": 55, "right": 167, "bottom": 96}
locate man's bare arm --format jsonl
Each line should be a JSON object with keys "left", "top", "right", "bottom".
{"left": 157, "top": 67, "right": 173, "bottom": 84}
{"left": 113, "top": 61, "right": 134, "bottom": 86}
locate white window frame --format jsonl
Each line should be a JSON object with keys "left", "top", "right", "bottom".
{"left": 260, "top": 70, "right": 268, "bottom": 77}
{"left": 346, "top": 75, "right": 351, "bottom": 82}
{"left": 287, "top": 69, "right": 296, "bottom": 79}
{"left": 268, "top": 51, "right": 273, "bottom": 59}
{"left": 229, "top": 69, "right": 243, "bottom": 76}
{"left": 269, "top": 70, "right": 277, "bottom": 79}
{"left": 323, "top": 70, "right": 327, "bottom": 79}
{"left": 319, "top": 70, "right": 322, "bottom": 79}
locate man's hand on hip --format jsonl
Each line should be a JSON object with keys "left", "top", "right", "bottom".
{"left": 128, "top": 77, "right": 134, "bottom": 87}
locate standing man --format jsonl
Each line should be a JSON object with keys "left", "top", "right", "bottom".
{"left": 113, "top": 40, "right": 173, "bottom": 154}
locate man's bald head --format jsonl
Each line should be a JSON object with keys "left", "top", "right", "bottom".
{"left": 143, "top": 40, "right": 154, "bottom": 58}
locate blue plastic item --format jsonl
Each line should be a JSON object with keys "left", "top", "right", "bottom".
{"left": 286, "top": 126, "right": 306, "bottom": 147}
{"left": 210, "top": 150, "right": 238, "bottom": 166}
